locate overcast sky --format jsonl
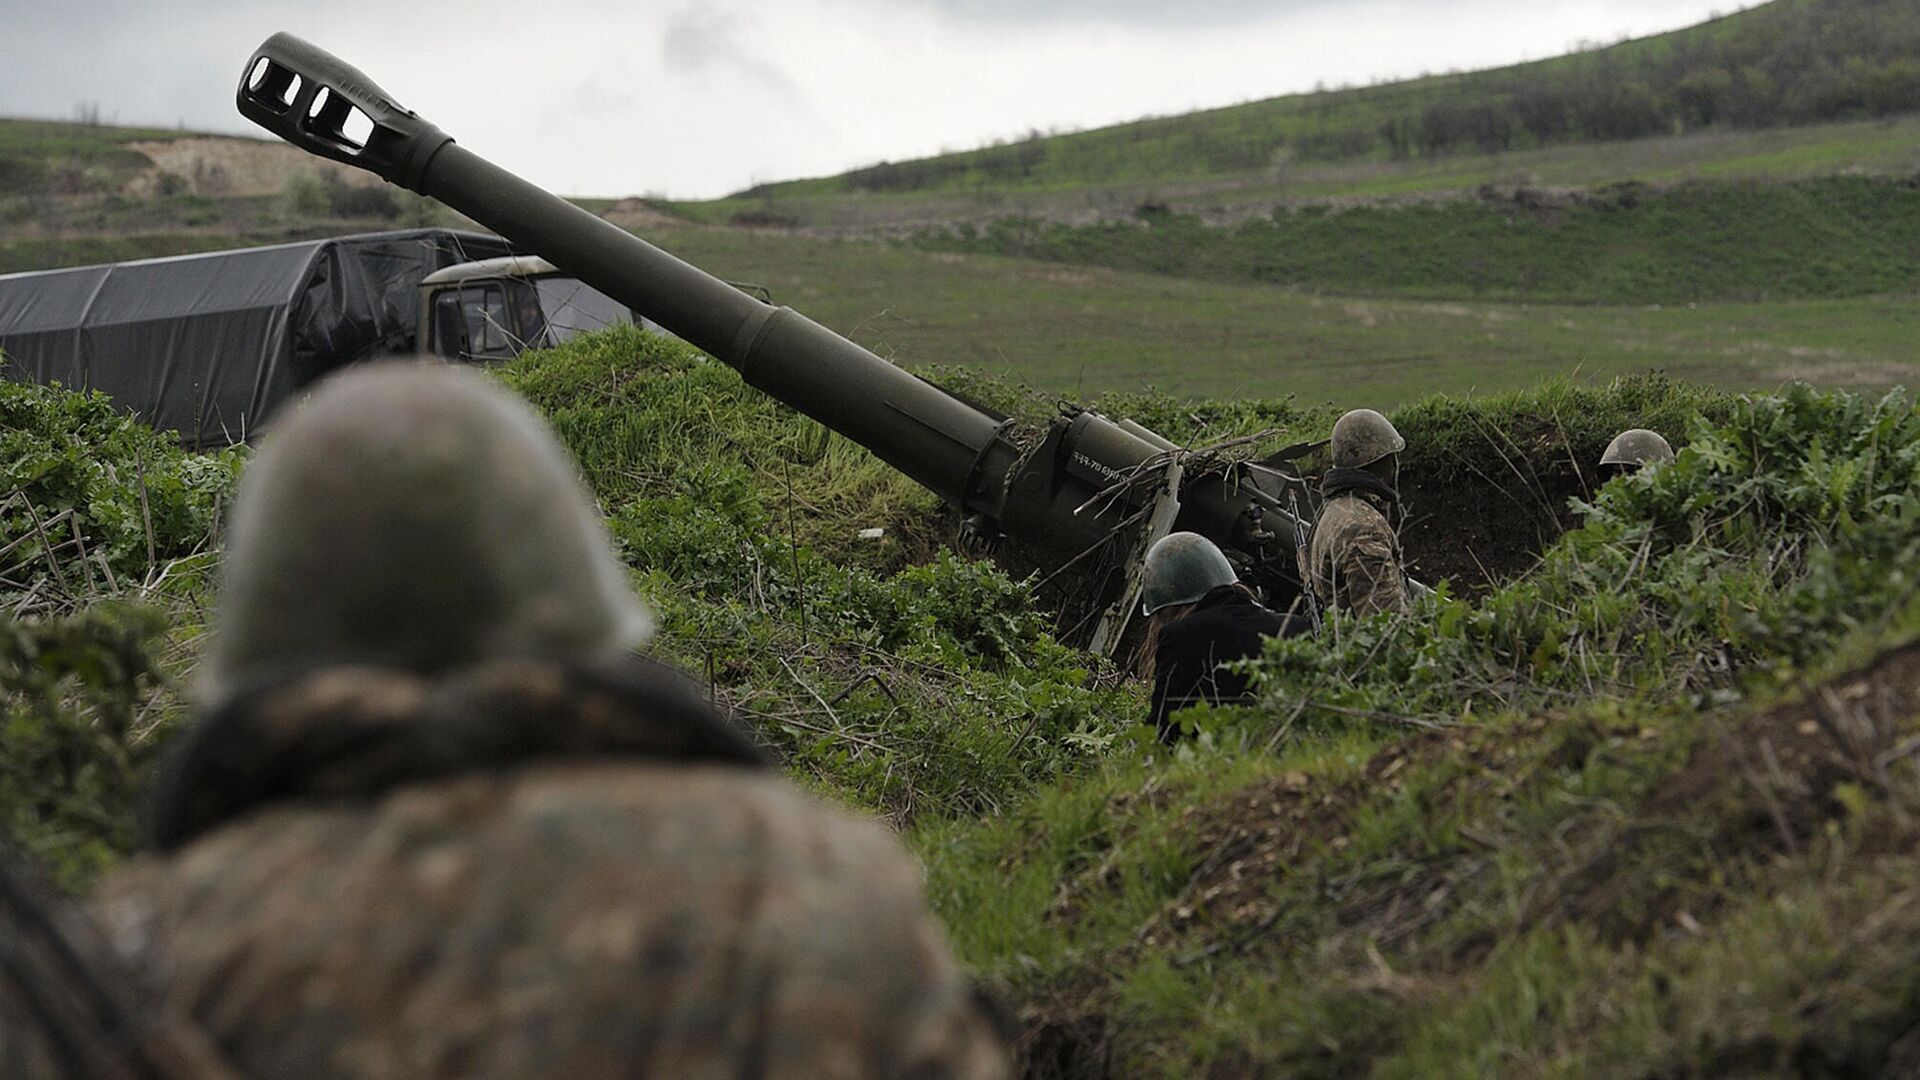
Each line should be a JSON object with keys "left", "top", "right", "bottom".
{"left": 2, "top": 0, "right": 1740, "bottom": 198}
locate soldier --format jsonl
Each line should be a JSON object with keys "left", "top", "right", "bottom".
{"left": 1139, "top": 532, "right": 1309, "bottom": 743}
{"left": 1598, "top": 428, "right": 1675, "bottom": 479}
{"left": 1302, "top": 408, "right": 1413, "bottom": 619}
{"left": 89, "top": 363, "right": 1010, "bottom": 1080}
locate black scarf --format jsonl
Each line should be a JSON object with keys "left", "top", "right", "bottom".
{"left": 1319, "top": 466, "right": 1401, "bottom": 520}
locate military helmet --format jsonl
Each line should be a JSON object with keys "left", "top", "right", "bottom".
{"left": 1330, "top": 409, "right": 1406, "bottom": 470}
{"left": 202, "top": 362, "right": 653, "bottom": 702}
{"left": 1141, "top": 532, "right": 1238, "bottom": 616}
{"left": 1599, "top": 428, "right": 1675, "bottom": 470}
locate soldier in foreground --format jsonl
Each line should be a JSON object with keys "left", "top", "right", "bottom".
{"left": 1598, "top": 428, "right": 1676, "bottom": 479}
{"left": 1301, "top": 408, "right": 1414, "bottom": 619}
{"left": 1139, "top": 532, "right": 1309, "bottom": 742}
{"left": 88, "top": 364, "right": 1011, "bottom": 1080}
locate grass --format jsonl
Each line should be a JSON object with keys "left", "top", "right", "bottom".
{"left": 915, "top": 176, "right": 1920, "bottom": 305}
{"left": 675, "top": 113, "right": 1920, "bottom": 232}
{"left": 0, "top": 230, "right": 297, "bottom": 277}
{"left": 634, "top": 226, "right": 1920, "bottom": 406}
{"left": 8, "top": 337, "right": 1920, "bottom": 1075}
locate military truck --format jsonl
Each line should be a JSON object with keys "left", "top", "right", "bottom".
{"left": 0, "top": 229, "right": 637, "bottom": 447}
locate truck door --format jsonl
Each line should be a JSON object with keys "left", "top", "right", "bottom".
{"left": 425, "top": 280, "right": 545, "bottom": 361}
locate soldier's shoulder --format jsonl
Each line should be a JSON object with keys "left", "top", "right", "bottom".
{"left": 97, "top": 761, "right": 924, "bottom": 930}
{"left": 1318, "top": 492, "right": 1394, "bottom": 536}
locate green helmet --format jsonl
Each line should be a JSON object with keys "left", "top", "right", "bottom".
{"left": 1331, "top": 409, "right": 1406, "bottom": 469}
{"left": 1600, "top": 429, "right": 1675, "bottom": 470}
{"left": 202, "top": 363, "right": 653, "bottom": 702}
{"left": 1141, "top": 532, "right": 1238, "bottom": 616}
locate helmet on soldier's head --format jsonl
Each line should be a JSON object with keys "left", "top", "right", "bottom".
{"left": 202, "top": 362, "right": 653, "bottom": 703}
{"left": 1141, "top": 532, "right": 1238, "bottom": 616}
{"left": 1600, "top": 428, "right": 1675, "bottom": 471}
{"left": 1330, "top": 409, "right": 1406, "bottom": 470}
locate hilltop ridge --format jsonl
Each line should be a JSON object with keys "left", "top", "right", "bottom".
{"left": 737, "top": 0, "right": 1920, "bottom": 202}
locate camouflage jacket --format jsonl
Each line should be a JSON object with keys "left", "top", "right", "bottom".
{"left": 1301, "top": 491, "right": 1411, "bottom": 619}
{"left": 90, "top": 658, "right": 1011, "bottom": 1080}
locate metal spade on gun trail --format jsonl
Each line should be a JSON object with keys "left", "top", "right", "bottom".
{"left": 236, "top": 32, "right": 1317, "bottom": 651}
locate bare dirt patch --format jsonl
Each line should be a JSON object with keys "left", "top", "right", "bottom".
{"left": 598, "top": 198, "right": 696, "bottom": 232}
{"left": 1397, "top": 458, "right": 1590, "bottom": 596}
{"left": 124, "top": 136, "right": 378, "bottom": 198}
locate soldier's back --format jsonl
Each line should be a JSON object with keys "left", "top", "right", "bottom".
{"left": 93, "top": 662, "right": 1007, "bottom": 1080}
{"left": 1306, "top": 492, "right": 1411, "bottom": 619}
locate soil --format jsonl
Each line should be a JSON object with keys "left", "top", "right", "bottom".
{"left": 1012, "top": 643, "right": 1920, "bottom": 1078}
{"left": 1138, "top": 637, "right": 1920, "bottom": 969}
{"left": 1396, "top": 458, "right": 1593, "bottom": 598}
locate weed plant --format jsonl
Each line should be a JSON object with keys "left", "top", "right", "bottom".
{"left": 1, "top": 377, "right": 234, "bottom": 887}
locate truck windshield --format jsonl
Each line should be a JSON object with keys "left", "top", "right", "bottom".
{"left": 534, "top": 278, "right": 633, "bottom": 343}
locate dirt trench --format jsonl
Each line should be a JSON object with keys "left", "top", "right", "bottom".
{"left": 1396, "top": 458, "right": 1594, "bottom": 597}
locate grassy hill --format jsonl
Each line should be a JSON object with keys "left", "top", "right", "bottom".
{"left": 736, "top": 0, "right": 1920, "bottom": 202}
{"left": 0, "top": 116, "right": 454, "bottom": 276}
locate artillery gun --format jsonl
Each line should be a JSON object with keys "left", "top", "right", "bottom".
{"left": 235, "top": 33, "right": 1314, "bottom": 653}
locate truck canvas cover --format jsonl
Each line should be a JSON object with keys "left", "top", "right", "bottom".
{"left": 0, "top": 229, "right": 513, "bottom": 447}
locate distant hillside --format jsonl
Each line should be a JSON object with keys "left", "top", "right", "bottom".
{"left": 743, "top": 0, "right": 1920, "bottom": 200}
{"left": 0, "top": 117, "right": 384, "bottom": 199}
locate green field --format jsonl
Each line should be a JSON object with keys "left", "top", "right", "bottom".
{"left": 913, "top": 176, "right": 1920, "bottom": 305}
{"left": 677, "top": 113, "right": 1920, "bottom": 231}
{"left": 642, "top": 226, "right": 1920, "bottom": 405}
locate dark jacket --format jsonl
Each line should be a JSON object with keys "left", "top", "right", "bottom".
{"left": 1149, "top": 586, "right": 1309, "bottom": 743}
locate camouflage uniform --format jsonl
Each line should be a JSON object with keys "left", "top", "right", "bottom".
{"left": 91, "top": 659, "right": 1007, "bottom": 1080}
{"left": 1303, "top": 409, "right": 1413, "bottom": 619}
{"left": 83, "top": 364, "right": 1011, "bottom": 1080}
{"left": 1302, "top": 490, "right": 1411, "bottom": 619}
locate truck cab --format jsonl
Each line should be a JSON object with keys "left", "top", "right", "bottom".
{"left": 418, "top": 255, "right": 647, "bottom": 361}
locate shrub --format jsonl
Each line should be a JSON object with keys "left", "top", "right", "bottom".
{"left": 1, "top": 378, "right": 240, "bottom": 604}
{"left": 0, "top": 605, "right": 177, "bottom": 890}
